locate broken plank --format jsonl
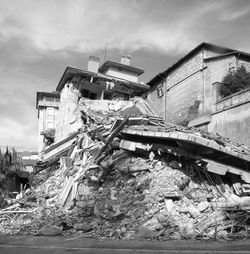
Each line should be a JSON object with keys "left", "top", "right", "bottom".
{"left": 0, "top": 209, "right": 37, "bottom": 214}
{"left": 58, "top": 176, "right": 74, "bottom": 207}
{"left": 94, "top": 115, "right": 130, "bottom": 163}
{"left": 43, "top": 134, "right": 78, "bottom": 162}
{"left": 204, "top": 159, "right": 250, "bottom": 183}
{"left": 205, "top": 160, "right": 228, "bottom": 175}
{"left": 44, "top": 131, "right": 79, "bottom": 153}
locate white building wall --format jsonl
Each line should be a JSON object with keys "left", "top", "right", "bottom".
{"left": 38, "top": 106, "right": 59, "bottom": 154}
{"left": 105, "top": 67, "right": 138, "bottom": 83}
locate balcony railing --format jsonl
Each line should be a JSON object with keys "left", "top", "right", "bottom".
{"left": 213, "top": 82, "right": 250, "bottom": 112}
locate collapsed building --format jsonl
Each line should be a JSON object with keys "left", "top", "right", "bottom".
{"left": 1, "top": 56, "right": 250, "bottom": 240}
{"left": 0, "top": 148, "right": 30, "bottom": 208}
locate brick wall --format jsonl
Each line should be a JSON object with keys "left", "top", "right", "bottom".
{"left": 147, "top": 81, "right": 165, "bottom": 118}
{"left": 166, "top": 52, "right": 203, "bottom": 90}
{"left": 166, "top": 72, "right": 202, "bottom": 123}
{"left": 164, "top": 51, "right": 204, "bottom": 123}
{"left": 209, "top": 89, "right": 250, "bottom": 147}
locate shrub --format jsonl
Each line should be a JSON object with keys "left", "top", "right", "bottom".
{"left": 219, "top": 65, "right": 250, "bottom": 98}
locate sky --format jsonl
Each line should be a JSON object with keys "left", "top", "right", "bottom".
{"left": 0, "top": 0, "right": 250, "bottom": 151}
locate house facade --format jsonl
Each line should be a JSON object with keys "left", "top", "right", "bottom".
{"left": 146, "top": 43, "right": 250, "bottom": 147}
{"left": 36, "top": 91, "right": 60, "bottom": 153}
{"left": 54, "top": 56, "right": 149, "bottom": 142}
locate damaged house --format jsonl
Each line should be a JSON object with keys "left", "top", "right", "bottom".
{"left": 36, "top": 91, "right": 60, "bottom": 153}
{"left": 146, "top": 42, "right": 250, "bottom": 147}
{"left": 54, "top": 55, "right": 149, "bottom": 142}
{"left": 1, "top": 52, "right": 250, "bottom": 240}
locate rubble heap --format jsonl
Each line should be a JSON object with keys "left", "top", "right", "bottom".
{"left": 1, "top": 98, "right": 250, "bottom": 240}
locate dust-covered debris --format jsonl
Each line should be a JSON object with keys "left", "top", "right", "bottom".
{"left": 1, "top": 98, "right": 250, "bottom": 241}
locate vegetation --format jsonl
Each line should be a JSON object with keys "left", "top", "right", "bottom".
{"left": 219, "top": 65, "right": 250, "bottom": 98}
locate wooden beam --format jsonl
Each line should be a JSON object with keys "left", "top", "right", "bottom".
{"left": 94, "top": 115, "right": 130, "bottom": 163}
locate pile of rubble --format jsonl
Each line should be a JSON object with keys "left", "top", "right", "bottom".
{"left": 1, "top": 98, "right": 250, "bottom": 240}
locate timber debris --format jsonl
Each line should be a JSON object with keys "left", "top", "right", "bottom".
{"left": 1, "top": 98, "right": 250, "bottom": 240}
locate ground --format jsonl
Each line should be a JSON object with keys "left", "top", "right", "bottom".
{"left": 1, "top": 235, "right": 250, "bottom": 254}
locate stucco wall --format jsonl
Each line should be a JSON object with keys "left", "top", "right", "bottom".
{"left": 209, "top": 101, "right": 250, "bottom": 148}
{"left": 38, "top": 109, "right": 45, "bottom": 153}
{"left": 55, "top": 82, "right": 81, "bottom": 142}
{"left": 105, "top": 67, "right": 138, "bottom": 83}
{"left": 203, "top": 55, "right": 237, "bottom": 114}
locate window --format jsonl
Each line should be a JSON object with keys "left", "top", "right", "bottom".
{"left": 80, "top": 89, "right": 97, "bottom": 99}
{"left": 44, "top": 96, "right": 54, "bottom": 102}
{"left": 47, "top": 107, "right": 55, "bottom": 116}
{"left": 47, "top": 122, "right": 54, "bottom": 129}
{"left": 157, "top": 83, "right": 164, "bottom": 97}
{"left": 89, "top": 92, "right": 97, "bottom": 99}
{"left": 103, "top": 92, "right": 113, "bottom": 100}
{"left": 46, "top": 107, "right": 55, "bottom": 129}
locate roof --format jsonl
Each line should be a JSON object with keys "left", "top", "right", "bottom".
{"left": 204, "top": 51, "right": 250, "bottom": 62}
{"left": 56, "top": 66, "right": 149, "bottom": 92}
{"left": 146, "top": 42, "right": 250, "bottom": 88}
{"left": 98, "top": 60, "right": 144, "bottom": 76}
{"left": 36, "top": 91, "right": 60, "bottom": 109}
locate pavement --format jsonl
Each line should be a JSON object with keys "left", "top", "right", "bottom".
{"left": 1, "top": 235, "right": 250, "bottom": 253}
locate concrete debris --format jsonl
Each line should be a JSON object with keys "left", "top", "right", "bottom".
{"left": 1, "top": 98, "right": 250, "bottom": 241}
{"left": 39, "top": 225, "right": 63, "bottom": 236}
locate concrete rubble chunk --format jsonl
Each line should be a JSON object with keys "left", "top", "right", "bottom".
{"left": 2, "top": 96, "right": 250, "bottom": 240}
{"left": 39, "top": 225, "right": 62, "bottom": 236}
{"left": 197, "top": 201, "right": 210, "bottom": 212}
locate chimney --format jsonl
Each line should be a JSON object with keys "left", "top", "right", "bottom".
{"left": 121, "top": 55, "right": 131, "bottom": 66}
{"left": 87, "top": 56, "right": 100, "bottom": 73}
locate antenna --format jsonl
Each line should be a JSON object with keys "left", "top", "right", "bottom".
{"left": 103, "top": 42, "right": 108, "bottom": 62}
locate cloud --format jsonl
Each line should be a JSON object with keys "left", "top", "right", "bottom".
{"left": 0, "top": 0, "right": 238, "bottom": 55}
{"left": 0, "top": 117, "right": 37, "bottom": 150}
{"left": 219, "top": 1, "right": 250, "bottom": 21}
{"left": 0, "top": 0, "right": 250, "bottom": 151}
{"left": 0, "top": 68, "right": 45, "bottom": 151}
{"left": 220, "top": 8, "right": 250, "bottom": 21}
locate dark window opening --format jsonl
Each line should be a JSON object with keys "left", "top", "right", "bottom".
{"left": 44, "top": 96, "right": 54, "bottom": 102}
{"left": 89, "top": 93, "right": 97, "bottom": 99}
{"left": 81, "top": 89, "right": 90, "bottom": 98}
{"left": 103, "top": 92, "right": 113, "bottom": 100}
{"left": 157, "top": 83, "right": 164, "bottom": 97}
{"left": 80, "top": 89, "right": 97, "bottom": 100}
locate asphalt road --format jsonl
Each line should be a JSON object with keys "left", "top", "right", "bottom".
{"left": 1, "top": 235, "right": 250, "bottom": 254}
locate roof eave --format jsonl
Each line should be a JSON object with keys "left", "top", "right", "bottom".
{"left": 36, "top": 91, "right": 60, "bottom": 109}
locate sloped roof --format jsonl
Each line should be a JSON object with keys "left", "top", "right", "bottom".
{"left": 146, "top": 42, "right": 250, "bottom": 88}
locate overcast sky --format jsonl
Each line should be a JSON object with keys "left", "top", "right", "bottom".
{"left": 0, "top": 0, "right": 250, "bottom": 151}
